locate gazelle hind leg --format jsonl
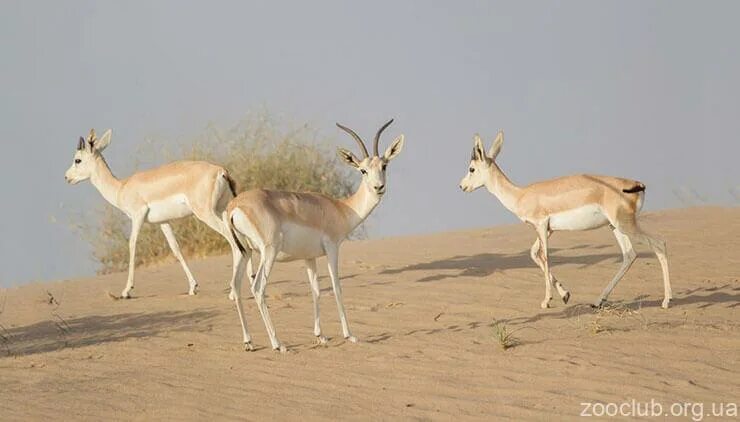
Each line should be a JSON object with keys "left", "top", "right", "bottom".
{"left": 252, "top": 245, "right": 285, "bottom": 352}
{"left": 305, "top": 259, "right": 326, "bottom": 344}
{"left": 593, "top": 228, "right": 637, "bottom": 308}
{"left": 231, "top": 253, "right": 254, "bottom": 350}
{"left": 196, "top": 208, "right": 253, "bottom": 297}
{"left": 616, "top": 217, "right": 672, "bottom": 309}
{"left": 160, "top": 223, "right": 199, "bottom": 295}
{"left": 629, "top": 231, "right": 671, "bottom": 308}
{"left": 530, "top": 235, "right": 570, "bottom": 304}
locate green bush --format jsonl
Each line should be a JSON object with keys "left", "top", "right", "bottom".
{"left": 77, "top": 111, "right": 359, "bottom": 274}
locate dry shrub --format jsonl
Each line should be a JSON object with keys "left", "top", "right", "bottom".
{"left": 77, "top": 111, "right": 358, "bottom": 274}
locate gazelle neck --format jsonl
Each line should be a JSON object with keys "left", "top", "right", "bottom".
{"left": 90, "top": 155, "right": 123, "bottom": 209}
{"left": 485, "top": 164, "right": 521, "bottom": 214}
{"left": 340, "top": 182, "right": 381, "bottom": 234}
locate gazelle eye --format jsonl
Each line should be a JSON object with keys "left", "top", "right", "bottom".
{"left": 75, "top": 159, "right": 82, "bottom": 164}
{"left": 360, "top": 169, "right": 367, "bottom": 175}
{"left": 469, "top": 167, "right": 475, "bottom": 173}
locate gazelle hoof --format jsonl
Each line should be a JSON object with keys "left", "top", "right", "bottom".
{"left": 661, "top": 298, "right": 671, "bottom": 309}
{"left": 228, "top": 290, "right": 237, "bottom": 301}
{"left": 121, "top": 291, "right": 133, "bottom": 299}
{"left": 244, "top": 342, "right": 254, "bottom": 352}
{"left": 316, "top": 336, "right": 328, "bottom": 345}
{"left": 274, "top": 344, "right": 287, "bottom": 353}
{"left": 345, "top": 335, "right": 359, "bottom": 344}
{"left": 540, "top": 300, "right": 551, "bottom": 309}
{"left": 562, "top": 291, "right": 571, "bottom": 304}
{"left": 591, "top": 299, "right": 606, "bottom": 309}
{"left": 188, "top": 284, "right": 199, "bottom": 295}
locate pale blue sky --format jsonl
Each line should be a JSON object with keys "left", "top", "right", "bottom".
{"left": 1, "top": 1, "right": 738, "bottom": 286}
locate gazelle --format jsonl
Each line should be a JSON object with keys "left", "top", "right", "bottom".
{"left": 65, "top": 129, "right": 245, "bottom": 298}
{"left": 224, "top": 119, "right": 404, "bottom": 351}
{"left": 459, "top": 131, "right": 671, "bottom": 309}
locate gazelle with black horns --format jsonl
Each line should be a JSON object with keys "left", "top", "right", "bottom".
{"left": 224, "top": 119, "right": 404, "bottom": 351}
{"left": 65, "top": 129, "right": 244, "bottom": 298}
{"left": 459, "top": 131, "right": 671, "bottom": 309}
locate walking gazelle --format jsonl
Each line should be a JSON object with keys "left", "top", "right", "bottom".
{"left": 65, "top": 129, "right": 245, "bottom": 298}
{"left": 459, "top": 131, "right": 672, "bottom": 309}
{"left": 224, "top": 119, "right": 404, "bottom": 351}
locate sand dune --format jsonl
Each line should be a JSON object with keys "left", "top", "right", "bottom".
{"left": 1, "top": 207, "right": 738, "bottom": 420}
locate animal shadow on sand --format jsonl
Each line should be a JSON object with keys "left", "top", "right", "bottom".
{"left": 0, "top": 309, "right": 218, "bottom": 358}
{"left": 381, "top": 244, "right": 652, "bottom": 283}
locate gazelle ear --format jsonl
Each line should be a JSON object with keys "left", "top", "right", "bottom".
{"left": 383, "top": 134, "right": 404, "bottom": 161}
{"left": 472, "top": 134, "right": 486, "bottom": 161}
{"left": 337, "top": 148, "right": 361, "bottom": 168}
{"left": 92, "top": 129, "right": 112, "bottom": 152}
{"left": 488, "top": 130, "right": 503, "bottom": 160}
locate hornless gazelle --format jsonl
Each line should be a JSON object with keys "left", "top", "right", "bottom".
{"left": 459, "top": 131, "right": 672, "bottom": 309}
{"left": 224, "top": 119, "right": 404, "bottom": 351}
{"left": 65, "top": 129, "right": 245, "bottom": 298}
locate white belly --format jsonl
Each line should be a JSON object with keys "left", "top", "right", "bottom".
{"left": 146, "top": 194, "right": 192, "bottom": 224}
{"left": 277, "top": 222, "right": 326, "bottom": 261}
{"left": 549, "top": 204, "right": 609, "bottom": 231}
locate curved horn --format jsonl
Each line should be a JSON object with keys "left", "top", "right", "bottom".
{"left": 373, "top": 118, "right": 394, "bottom": 156}
{"left": 336, "top": 123, "right": 369, "bottom": 158}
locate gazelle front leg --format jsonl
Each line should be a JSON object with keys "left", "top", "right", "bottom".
{"left": 324, "top": 242, "right": 357, "bottom": 343}
{"left": 160, "top": 223, "right": 198, "bottom": 295}
{"left": 530, "top": 235, "right": 570, "bottom": 304}
{"left": 534, "top": 221, "right": 553, "bottom": 309}
{"left": 305, "top": 259, "right": 326, "bottom": 344}
{"left": 122, "top": 210, "right": 147, "bottom": 299}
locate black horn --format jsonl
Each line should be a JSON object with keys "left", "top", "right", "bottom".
{"left": 373, "top": 119, "right": 394, "bottom": 156}
{"left": 336, "top": 123, "right": 369, "bottom": 158}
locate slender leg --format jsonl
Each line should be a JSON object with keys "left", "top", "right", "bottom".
{"left": 593, "top": 228, "right": 637, "bottom": 307}
{"left": 160, "top": 223, "right": 199, "bottom": 295}
{"left": 630, "top": 231, "right": 672, "bottom": 309}
{"left": 197, "top": 210, "right": 253, "bottom": 300}
{"left": 231, "top": 254, "right": 253, "bottom": 350}
{"left": 122, "top": 212, "right": 147, "bottom": 299}
{"left": 325, "top": 243, "right": 357, "bottom": 342}
{"left": 251, "top": 245, "right": 284, "bottom": 352}
{"left": 305, "top": 259, "right": 326, "bottom": 343}
{"left": 529, "top": 234, "right": 570, "bottom": 304}
{"left": 535, "top": 222, "right": 553, "bottom": 309}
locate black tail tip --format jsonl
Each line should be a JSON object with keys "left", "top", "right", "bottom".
{"left": 623, "top": 183, "right": 646, "bottom": 194}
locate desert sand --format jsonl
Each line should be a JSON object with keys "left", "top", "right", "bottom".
{"left": 1, "top": 207, "right": 738, "bottom": 420}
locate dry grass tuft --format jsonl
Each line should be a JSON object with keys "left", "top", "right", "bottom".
{"left": 491, "top": 320, "right": 521, "bottom": 350}
{"left": 74, "top": 111, "right": 358, "bottom": 274}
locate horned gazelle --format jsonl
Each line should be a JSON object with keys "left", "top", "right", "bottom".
{"left": 65, "top": 129, "right": 245, "bottom": 298}
{"left": 224, "top": 119, "right": 404, "bottom": 351}
{"left": 459, "top": 131, "right": 672, "bottom": 309}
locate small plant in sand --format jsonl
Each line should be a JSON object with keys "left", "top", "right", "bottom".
{"left": 491, "top": 320, "right": 521, "bottom": 350}
{"left": 74, "top": 110, "right": 359, "bottom": 274}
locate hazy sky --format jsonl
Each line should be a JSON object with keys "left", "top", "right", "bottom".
{"left": 1, "top": 1, "right": 738, "bottom": 287}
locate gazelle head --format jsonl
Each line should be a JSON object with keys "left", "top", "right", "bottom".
{"left": 336, "top": 119, "right": 404, "bottom": 196}
{"left": 459, "top": 131, "right": 503, "bottom": 192}
{"left": 65, "top": 128, "right": 112, "bottom": 184}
